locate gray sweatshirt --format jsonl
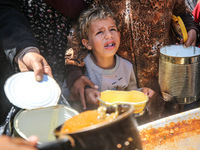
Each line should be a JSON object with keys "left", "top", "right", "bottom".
{"left": 84, "top": 53, "right": 138, "bottom": 92}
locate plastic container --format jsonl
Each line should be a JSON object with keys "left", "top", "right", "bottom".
{"left": 171, "top": 15, "right": 188, "bottom": 43}
{"left": 98, "top": 90, "right": 148, "bottom": 116}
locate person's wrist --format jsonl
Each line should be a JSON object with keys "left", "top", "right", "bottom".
{"left": 15, "top": 47, "right": 40, "bottom": 63}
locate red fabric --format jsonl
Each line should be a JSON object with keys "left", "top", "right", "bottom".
{"left": 193, "top": 2, "right": 200, "bottom": 23}
{"left": 43, "top": 0, "right": 87, "bottom": 20}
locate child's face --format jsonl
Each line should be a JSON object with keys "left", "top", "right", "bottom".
{"left": 82, "top": 17, "right": 120, "bottom": 59}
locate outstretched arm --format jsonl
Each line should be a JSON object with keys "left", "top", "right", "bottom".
{"left": 64, "top": 24, "right": 98, "bottom": 109}
{"left": 0, "top": 0, "right": 52, "bottom": 81}
{"left": 173, "top": 0, "right": 198, "bottom": 46}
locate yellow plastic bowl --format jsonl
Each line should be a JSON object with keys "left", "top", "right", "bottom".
{"left": 99, "top": 90, "right": 148, "bottom": 114}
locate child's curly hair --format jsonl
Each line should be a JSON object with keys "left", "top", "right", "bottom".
{"left": 78, "top": 5, "right": 120, "bottom": 40}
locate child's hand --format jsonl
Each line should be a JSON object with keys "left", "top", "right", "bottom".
{"left": 70, "top": 76, "right": 98, "bottom": 110}
{"left": 142, "top": 87, "right": 155, "bottom": 99}
{"left": 85, "top": 88, "right": 100, "bottom": 105}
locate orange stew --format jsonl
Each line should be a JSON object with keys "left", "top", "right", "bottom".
{"left": 60, "top": 109, "right": 117, "bottom": 134}
{"left": 139, "top": 118, "right": 200, "bottom": 150}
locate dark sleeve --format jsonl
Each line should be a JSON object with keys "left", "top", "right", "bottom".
{"left": 180, "top": 13, "right": 199, "bottom": 33}
{"left": 173, "top": 0, "right": 198, "bottom": 34}
{"left": 64, "top": 24, "right": 88, "bottom": 89}
{"left": 65, "top": 65, "right": 85, "bottom": 89}
{"left": 0, "top": 0, "right": 39, "bottom": 65}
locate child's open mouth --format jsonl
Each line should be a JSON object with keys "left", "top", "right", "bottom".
{"left": 104, "top": 42, "right": 116, "bottom": 48}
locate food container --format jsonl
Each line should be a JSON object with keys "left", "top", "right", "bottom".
{"left": 4, "top": 72, "right": 61, "bottom": 109}
{"left": 98, "top": 90, "right": 148, "bottom": 116}
{"left": 159, "top": 45, "right": 200, "bottom": 104}
{"left": 138, "top": 107, "right": 200, "bottom": 150}
{"left": 171, "top": 15, "right": 188, "bottom": 43}
{"left": 13, "top": 105, "right": 79, "bottom": 144}
{"left": 38, "top": 104, "right": 143, "bottom": 150}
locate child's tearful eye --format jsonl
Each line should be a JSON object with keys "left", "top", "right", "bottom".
{"left": 96, "top": 31, "right": 103, "bottom": 35}
{"left": 110, "top": 28, "right": 117, "bottom": 31}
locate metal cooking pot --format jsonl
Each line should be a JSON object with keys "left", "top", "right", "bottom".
{"left": 13, "top": 105, "right": 79, "bottom": 144}
{"left": 37, "top": 104, "right": 143, "bottom": 150}
{"left": 159, "top": 45, "right": 200, "bottom": 104}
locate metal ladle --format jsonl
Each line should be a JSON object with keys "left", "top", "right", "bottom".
{"left": 97, "top": 97, "right": 147, "bottom": 117}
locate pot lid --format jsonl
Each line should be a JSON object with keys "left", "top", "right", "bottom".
{"left": 4, "top": 71, "right": 61, "bottom": 109}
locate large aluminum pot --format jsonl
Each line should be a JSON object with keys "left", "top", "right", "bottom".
{"left": 13, "top": 105, "right": 79, "bottom": 144}
{"left": 37, "top": 104, "right": 143, "bottom": 150}
{"left": 159, "top": 45, "right": 200, "bottom": 104}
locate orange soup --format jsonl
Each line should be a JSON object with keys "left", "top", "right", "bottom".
{"left": 60, "top": 108, "right": 117, "bottom": 134}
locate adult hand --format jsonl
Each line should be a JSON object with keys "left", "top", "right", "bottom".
{"left": 69, "top": 76, "right": 98, "bottom": 110}
{"left": 18, "top": 52, "right": 53, "bottom": 81}
{"left": 0, "top": 135, "right": 38, "bottom": 150}
{"left": 184, "top": 29, "right": 197, "bottom": 47}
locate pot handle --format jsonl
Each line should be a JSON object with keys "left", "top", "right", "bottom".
{"left": 36, "top": 139, "right": 71, "bottom": 150}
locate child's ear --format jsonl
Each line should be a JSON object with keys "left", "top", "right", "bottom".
{"left": 82, "top": 39, "right": 92, "bottom": 50}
